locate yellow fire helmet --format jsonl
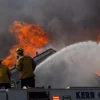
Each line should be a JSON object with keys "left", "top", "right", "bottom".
{"left": 16, "top": 47, "right": 23, "bottom": 53}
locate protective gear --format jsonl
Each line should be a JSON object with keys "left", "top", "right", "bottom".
{"left": 15, "top": 56, "right": 35, "bottom": 79}
{"left": 0, "top": 65, "right": 11, "bottom": 83}
{"left": 16, "top": 48, "right": 23, "bottom": 54}
{"left": 16, "top": 56, "right": 19, "bottom": 59}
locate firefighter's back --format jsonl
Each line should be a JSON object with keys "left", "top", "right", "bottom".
{"left": 19, "top": 56, "right": 34, "bottom": 79}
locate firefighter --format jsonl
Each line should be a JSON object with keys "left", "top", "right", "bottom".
{"left": 15, "top": 48, "right": 36, "bottom": 88}
{"left": 0, "top": 59, "right": 11, "bottom": 89}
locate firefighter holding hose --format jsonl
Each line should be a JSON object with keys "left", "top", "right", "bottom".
{"left": 15, "top": 48, "right": 36, "bottom": 88}
{"left": 0, "top": 59, "right": 11, "bottom": 89}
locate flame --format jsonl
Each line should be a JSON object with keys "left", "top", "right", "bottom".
{"left": 3, "top": 21, "right": 49, "bottom": 68}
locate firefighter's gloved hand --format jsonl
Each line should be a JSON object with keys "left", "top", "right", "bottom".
{"left": 16, "top": 56, "right": 19, "bottom": 59}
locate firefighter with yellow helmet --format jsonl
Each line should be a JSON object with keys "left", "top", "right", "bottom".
{"left": 15, "top": 47, "right": 36, "bottom": 88}
{"left": 0, "top": 59, "right": 11, "bottom": 89}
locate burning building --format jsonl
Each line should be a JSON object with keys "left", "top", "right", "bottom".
{"left": 3, "top": 21, "right": 49, "bottom": 69}
{"left": 1, "top": 21, "right": 100, "bottom": 88}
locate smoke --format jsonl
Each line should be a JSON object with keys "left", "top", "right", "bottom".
{"left": 0, "top": 0, "right": 100, "bottom": 56}
{"left": 35, "top": 41, "right": 100, "bottom": 88}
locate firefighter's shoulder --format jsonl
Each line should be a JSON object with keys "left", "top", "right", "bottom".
{"left": 23, "top": 56, "right": 32, "bottom": 59}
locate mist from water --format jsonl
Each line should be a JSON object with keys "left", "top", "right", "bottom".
{"left": 35, "top": 41, "right": 100, "bottom": 88}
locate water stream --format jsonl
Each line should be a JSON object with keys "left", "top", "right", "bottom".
{"left": 35, "top": 41, "right": 100, "bottom": 88}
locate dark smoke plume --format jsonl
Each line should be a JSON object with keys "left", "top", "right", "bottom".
{"left": 0, "top": 0, "right": 100, "bottom": 57}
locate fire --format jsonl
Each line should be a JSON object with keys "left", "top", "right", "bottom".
{"left": 3, "top": 21, "right": 49, "bottom": 68}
